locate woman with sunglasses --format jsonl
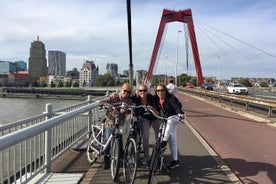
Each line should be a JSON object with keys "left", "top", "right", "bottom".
{"left": 131, "top": 84, "right": 160, "bottom": 165}
{"left": 101, "top": 83, "right": 134, "bottom": 169}
{"left": 155, "top": 83, "right": 185, "bottom": 169}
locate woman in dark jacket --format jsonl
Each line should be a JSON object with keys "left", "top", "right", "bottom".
{"left": 155, "top": 83, "right": 185, "bottom": 169}
{"left": 131, "top": 84, "right": 160, "bottom": 164}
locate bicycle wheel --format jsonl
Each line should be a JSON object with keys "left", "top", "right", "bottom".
{"left": 87, "top": 139, "right": 98, "bottom": 164}
{"left": 147, "top": 146, "right": 159, "bottom": 184}
{"left": 110, "top": 136, "right": 121, "bottom": 181}
{"left": 123, "top": 138, "right": 137, "bottom": 184}
{"left": 86, "top": 127, "right": 102, "bottom": 164}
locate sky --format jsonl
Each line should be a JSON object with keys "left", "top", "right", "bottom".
{"left": 1, "top": 0, "right": 276, "bottom": 80}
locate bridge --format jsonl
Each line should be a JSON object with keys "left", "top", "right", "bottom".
{"left": 1, "top": 5, "right": 276, "bottom": 184}
{"left": 0, "top": 89, "right": 275, "bottom": 184}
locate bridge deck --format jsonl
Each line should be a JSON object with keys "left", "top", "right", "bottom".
{"left": 48, "top": 121, "right": 239, "bottom": 184}
{"left": 45, "top": 91, "right": 276, "bottom": 184}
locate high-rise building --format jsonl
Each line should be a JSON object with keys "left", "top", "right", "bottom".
{"left": 106, "top": 63, "right": 118, "bottom": 78}
{"left": 0, "top": 61, "right": 16, "bottom": 73}
{"left": 48, "top": 51, "right": 66, "bottom": 76}
{"left": 14, "top": 61, "right": 27, "bottom": 71}
{"left": 28, "top": 36, "right": 47, "bottom": 84}
{"left": 80, "top": 60, "right": 99, "bottom": 87}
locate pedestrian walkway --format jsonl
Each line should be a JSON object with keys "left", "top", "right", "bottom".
{"left": 50, "top": 119, "right": 241, "bottom": 184}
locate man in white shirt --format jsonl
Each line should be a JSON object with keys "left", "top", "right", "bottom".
{"left": 166, "top": 79, "right": 178, "bottom": 94}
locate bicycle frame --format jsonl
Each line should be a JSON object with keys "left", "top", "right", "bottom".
{"left": 89, "top": 121, "right": 114, "bottom": 157}
{"left": 147, "top": 109, "right": 185, "bottom": 184}
{"left": 87, "top": 103, "right": 124, "bottom": 165}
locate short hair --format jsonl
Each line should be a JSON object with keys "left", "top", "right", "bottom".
{"left": 169, "top": 79, "right": 174, "bottom": 83}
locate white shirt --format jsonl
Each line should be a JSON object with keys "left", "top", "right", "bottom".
{"left": 166, "top": 83, "right": 178, "bottom": 94}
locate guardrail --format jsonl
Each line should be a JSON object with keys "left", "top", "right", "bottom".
{"left": 181, "top": 88, "right": 276, "bottom": 117}
{"left": 0, "top": 94, "right": 108, "bottom": 184}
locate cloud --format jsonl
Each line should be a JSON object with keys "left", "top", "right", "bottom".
{"left": 1, "top": 0, "right": 276, "bottom": 79}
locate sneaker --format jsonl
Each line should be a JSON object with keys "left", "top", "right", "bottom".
{"left": 103, "top": 155, "right": 110, "bottom": 169}
{"left": 169, "top": 160, "right": 179, "bottom": 169}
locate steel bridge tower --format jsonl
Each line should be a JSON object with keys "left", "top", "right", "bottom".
{"left": 145, "top": 9, "right": 204, "bottom": 86}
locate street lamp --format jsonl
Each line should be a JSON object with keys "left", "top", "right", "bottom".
{"left": 217, "top": 56, "right": 221, "bottom": 88}
{"left": 175, "top": 30, "right": 182, "bottom": 86}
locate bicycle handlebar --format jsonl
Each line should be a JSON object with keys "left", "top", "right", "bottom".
{"left": 99, "top": 103, "right": 185, "bottom": 123}
{"left": 145, "top": 107, "right": 185, "bottom": 123}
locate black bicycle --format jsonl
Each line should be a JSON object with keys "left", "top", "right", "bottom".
{"left": 122, "top": 104, "right": 145, "bottom": 184}
{"left": 146, "top": 109, "right": 185, "bottom": 184}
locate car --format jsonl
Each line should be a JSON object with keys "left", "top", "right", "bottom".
{"left": 227, "top": 83, "right": 249, "bottom": 94}
{"left": 201, "top": 83, "right": 214, "bottom": 90}
{"left": 186, "top": 83, "right": 194, "bottom": 88}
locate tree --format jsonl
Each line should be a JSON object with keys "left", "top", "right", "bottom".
{"left": 178, "top": 74, "right": 190, "bottom": 86}
{"left": 50, "top": 81, "right": 56, "bottom": 88}
{"left": 57, "top": 80, "right": 63, "bottom": 88}
{"left": 95, "top": 73, "right": 115, "bottom": 87}
{"left": 72, "top": 81, "right": 79, "bottom": 87}
{"left": 65, "top": 81, "right": 71, "bottom": 88}
{"left": 239, "top": 79, "right": 252, "bottom": 87}
{"left": 41, "top": 81, "right": 48, "bottom": 87}
{"left": 259, "top": 82, "right": 268, "bottom": 87}
{"left": 151, "top": 76, "right": 160, "bottom": 87}
{"left": 32, "top": 81, "right": 39, "bottom": 87}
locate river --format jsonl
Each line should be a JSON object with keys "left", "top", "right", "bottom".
{"left": 0, "top": 98, "right": 82, "bottom": 125}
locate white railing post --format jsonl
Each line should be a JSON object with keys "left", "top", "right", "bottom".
{"left": 87, "top": 96, "right": 93, "bottom": 137}
{"left": 45, "top": 103, "right": 53, "bottom": 172}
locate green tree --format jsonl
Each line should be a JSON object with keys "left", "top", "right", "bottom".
{"left": 50, "top": 81, "right": 56, "bottom": 88}
{"left": 41, "top": 81, "right": 48, "bottom": 87}
{"left": 189, "top": 77, "right": 198, "bottom": 86}
{"left": 95, "top": 73, "right": 115, "bottom": 87}
{"left": 32, "top": 81, "right": 39, "bottom": 87}
{"left": 151, "top": 76, "right": 160, "bottom": 87}
{"left": 65, "top": 81, "right": 71, "bottom": 88}
{"left": 259, "top": 81, "right": 268, "bottom": 87}
{"left": 57, "top": 80, "right": 63, "bottom": 88}
{"left": 178, "top": 74, "right": 190, "bottom": 86}
{"left": 239, "top": 79, "right": 252, "bottom": 87}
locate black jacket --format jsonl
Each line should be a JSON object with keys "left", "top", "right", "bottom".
{"left": 158, "top": 93, "right": 184, "bottom": 117}
{"left": 131, "top": 93, "right": 159, "bottom": 120}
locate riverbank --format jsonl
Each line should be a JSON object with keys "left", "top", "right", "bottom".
{"left": 1, "top": 87, "right": 120, "bottom": 100}
{"left": 0, "top": 92, "right": 88, "bottom": 100}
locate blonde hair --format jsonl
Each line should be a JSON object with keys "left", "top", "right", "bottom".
{"left": 121, "top": 83, "right": 132, "bottom": 94}
{"left": 137, "top": 84, "right": 148, "bottom": 90}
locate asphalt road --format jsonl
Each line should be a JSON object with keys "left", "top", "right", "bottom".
{"left": 177, "top": 92, "right": 276, "bottom": 184}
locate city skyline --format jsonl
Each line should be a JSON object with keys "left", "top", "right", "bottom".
{"left": 1, "top": 1, "right": 276, "bottom": 79}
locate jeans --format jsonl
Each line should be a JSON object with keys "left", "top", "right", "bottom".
{"left": 163, "top": 115, "right": 182, "bottom": 161}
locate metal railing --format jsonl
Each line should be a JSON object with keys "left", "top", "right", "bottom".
{"left": 0, "top": 94, "right": 108, "bottom": 184}
{"left": 181, "top": 88, "right": 276, "bottom": 117}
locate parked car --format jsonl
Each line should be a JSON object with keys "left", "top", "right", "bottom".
{"left": 227, "top": 83, "right": 249, "bottom": 94}
{"left": 201, "top": 83, "right": 214, "bottom": 90}
{"left": 186, "top": 83, "right": 194, "bottom": 88}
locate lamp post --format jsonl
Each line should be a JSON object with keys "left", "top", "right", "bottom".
{"left": 217, "top": 56, "right": 221, "bottom": 88}
{"left": 175, "top": 30, "right": 182, "bottom": 86}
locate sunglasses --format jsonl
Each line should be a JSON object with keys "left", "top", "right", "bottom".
{"left": 123, "top": 89, "right": 131, "bottom": 94}
{"left": 138, "top": 89, "right": 147, "bottom": 92}
{"left": 156, "top": 89, "right": 166, "bottom": 92}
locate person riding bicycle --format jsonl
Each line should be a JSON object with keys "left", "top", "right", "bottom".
{"left": 131, "top": 84, "right": 160, "bottom": 165}
{"left": 101, "top": 83, "right": 134, "bottom": 169}
{"left": 155, "top": 83, "right": 185, "bottom": 169}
